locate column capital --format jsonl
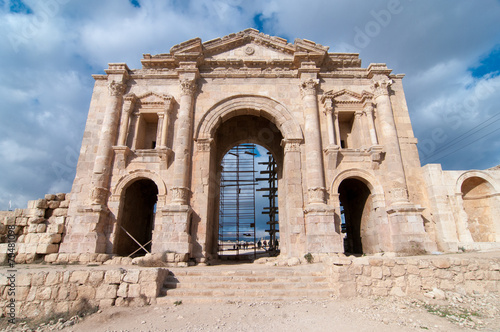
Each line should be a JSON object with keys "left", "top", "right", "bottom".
{"left": 108, "top": 81, "right": 127, "bottom": 97}
{"left": 300, "top": 78, "right": 319, "bottom": 98}
{"left": 371, "top": 75, "right": 393, "bottom": 98}
{"left": 171, "top": 186, "right": 191, "bottom": 204}
{"left": 196, "top": 138, "right": 214, "bottom": 152}
{"left": 281, "top": 138, "right": 302, "bottom": 153}
{"left": 123, "top": 93, "right": 137, "bottom": 112}
{"left": 363, "top": 102, "right": 375, "bottom": 114}
{"left": 308, "top": 187, "right": 327, "bottom": 204}
{"left": 323, "top": 98, "right": 334, "bottom": 115}
{"left": 180, "top": 78, "right": 197, "bottom": 96}
{"left": 164, "top": 96, "right": 175, "bottom": 113}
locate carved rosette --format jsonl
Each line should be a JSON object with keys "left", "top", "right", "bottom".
{"left": 108, "top": 81, "right": 127, "bottom": 97}
{"left": 90, "top": 187, "right": 109, "bottom": 205}
{"left": 308, "top": 187, "right": 326, "bottom": 204}
{"left": 300, "top": 78, "right": 319, "bottom": 98}
{"left": 371, "top": 75, "right": 393, "bottom": 98}
{"left": 171, "top": 186, "right": 190, "bottom": 204}
{"left": 180, "top": 79, "right": 197, "bottom": 96}
{"left": 281, "top": 139, "right": 302, "bottom": 153}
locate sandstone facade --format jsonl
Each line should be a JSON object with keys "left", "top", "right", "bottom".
{"left": 3, "top": 29, "right": 500, "bottom": 263}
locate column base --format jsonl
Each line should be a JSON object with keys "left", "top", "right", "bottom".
{"left": 59, "top": 204, "right": 109, "bottom": 254}
{"left": 387, "top": 204, "right": 438, "bottom": 254}
{"left": 152, "top": 204, "right": 193, "bottom": 257}
{"left": 304, "top": 204, "right": 343, "bottom": 253}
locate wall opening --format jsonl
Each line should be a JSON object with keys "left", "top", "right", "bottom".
{"left": 338, "top": 178, "right": 373, "bottom": 255}
{"left": 115, "top": 179, "right": 158, "bottom": 256}
{"left": 462, "top": 177, "right": 495, "bottom": 242}
{"left": 207, "top": 114, "right": 284, "bottom": 260}
{"left": 134, "top": 113, "right": 158, "bottom": 150}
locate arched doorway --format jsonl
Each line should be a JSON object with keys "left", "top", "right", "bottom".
{"left": 461, "top": 177, "right": 495, "bottom": 242}
{"left": 114, "top": 179, "right": 158, "bottom": 256}
{"left": 338, "top": 178, "right": 373, "bottom": 255}
{"left": 207, "top": 115, "right": 284, "bottom": 260}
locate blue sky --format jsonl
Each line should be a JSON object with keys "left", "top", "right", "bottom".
{"left": 1, "top": 0, "right": 500, "bottom": 210}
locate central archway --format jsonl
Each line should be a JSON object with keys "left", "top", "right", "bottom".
{"left": 193, "top": 95, "right": 305, "bottom": 260}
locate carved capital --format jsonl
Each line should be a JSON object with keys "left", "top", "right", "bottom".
{"left": 363, "top": 102, "right": 374, "bottom": 115}
{"left": 196, "top": 138, "right": 213, "bottom": 152}
{"left": 171, "top": 186, "right": 190, "bottom": 204}
{"left": 180, "top": 79, "right": 197, "bottom": 96}
{"left": 300, "top": 78, "right": 319, "bottom": 98}
{"left": 371, "top": 75, "right": 393, "bottom": 98}
{"left": 281, "top": 139, "right": 302, "bottom": 153}
{"left": 389, "top": 187, "right": 408, "bottom": 203}
{"left": 308, "top": 187, "right": 326, "bottom": 204}
{"left": 108, "top": 81, "right": 127, "bottom": 97}
{"left": 323, "top": 98, "right": 334, "bottom": 115}
{"left": 123, "top": 93, "right": 137, "bottom": 113}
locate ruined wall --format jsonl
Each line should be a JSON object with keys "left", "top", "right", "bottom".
{"left": 0, "top": 194, "right": 68, "bottom": 265}
{"left": 0, "top": 267, "right": 168, "bottom": 319}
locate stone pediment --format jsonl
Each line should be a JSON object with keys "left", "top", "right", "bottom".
{"left": 321, "top": 89, "right": 373, "bottom": 104}
{"left": 136, "top": 92, "right": 174, "bottom": 108}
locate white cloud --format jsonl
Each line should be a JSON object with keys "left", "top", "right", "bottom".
{"left": 0, "top": 0, "right": 499, "bottom": 210}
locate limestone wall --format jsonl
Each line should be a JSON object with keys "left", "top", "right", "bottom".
{"left": 0, "top": 267, "right": 169, "bottom": 319}
{"left": 328, "top": 255, "right": 500, "bottom": 298}
{"left": 0, "top": 194, "right": 69, "bottom": 264}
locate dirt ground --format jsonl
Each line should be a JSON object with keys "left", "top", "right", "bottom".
{"left": 52, "top": 294, "right": 499, "bottom": 332}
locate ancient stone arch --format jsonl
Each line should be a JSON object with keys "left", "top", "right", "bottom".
{"left": 195, "top": 94, "right": 303, "bottom": 141}
{"left": 111, "top": 169, "right": 167, "bottom": 203}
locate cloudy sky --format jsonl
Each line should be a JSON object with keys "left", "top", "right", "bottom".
{"left": 1, "top": 0, "right": 500, "bottom": 210}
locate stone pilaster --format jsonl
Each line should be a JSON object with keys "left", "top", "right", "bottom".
{"left": 117, "top": 93, "right": 136, "bottom": 147}
{"left": 363, "top": 102, "right": 379, "bottom": 145}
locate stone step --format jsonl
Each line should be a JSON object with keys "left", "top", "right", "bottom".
{"left": 168, "top": 269, "right": 326, "bottom": 277}
{"left": 164, "top": 275, "right": 329, "bottom": 284}
{"left": 161, "top": 287, "right": 333, "bottom": 299}
{"left": 163, "top": 281, "right": 330, "bottom": 290}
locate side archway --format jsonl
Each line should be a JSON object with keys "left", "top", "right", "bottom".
{"left": 111, "top": 169, "right": 167, "bottom": 204}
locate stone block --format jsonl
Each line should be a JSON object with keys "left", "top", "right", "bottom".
{"left": 48, "top": 201, "right": 60, "bottom": 209}
{"left": 52, "top": 208, "right": 68, "bottom": 217}
{"left": 39, "top": 233, "right": 62, "bottom": 244}
{"left": 36, "top": 224, "right": 47, "bottom": 233}
{"left": 96, "top": 284, "right": 118, "bottom": 299}
{"left": 128, "top": 283, "right": 141, "bottom": 298}
{"left": 45, "top": 272, "right": 60, "bottom": 286}
{"left": 337, "top": 282, "right": 357, "bottom": 297}
{"left": 117, "top": 283, "right": 128, "bottom": 297}
{"left": 15, "top": 253, "right": 26, "bottom": 264}
{"left": 432, "top": 258, "right": 451, "bottom": 269}
{"left": 372, "top": 287, "right": 388, "bottom": 296}
{"left": 392, "top": 265, "right": 406, "bottom": 277}
{"left": 406, "top": 265, "right": 420, "bottom": 275}
{"left": 140, "top": 282, "right": 160, "bottom": 298}
{"left": 37, "top": 199, "right": 49, "bottom": 209}
{"left": 57, "top": 253, "right": 69, "bottom": 264}
{"left": 77, "top": 285, "right": 96, "bottom": 299}
{"left": 99, "top": 299, "right": 115, "bottom": 308}
{"left": 139, "top": 269, "right": 160, "bottom": 283}
{"left": 104, "top": 270, "right": 123, "bottom": 284}
{"left": 47, "top": 223, "right": 65, "bottom": 234}
{"left": 123, "top": 269, "right": 140, "bottom": 284}
{"left": 56, "top": 193, "right": 66, "bottom": 201}
{"left": 54, "top": 216, "right": 66, "bottom": 224}
{"left": 368, "top": 258, "right": 383, "bottom": 266}
{"left": 45, "top": 194, "right": 56, "bottom": 201}
{"left": 371, "top": 266, "right": 383, "bottom": 279}
{"left": 88, "top": 270, "right": 105, "bottom": 285}
{"left": 70, "top": 271, "right": 90, "bottom": 284}
{"left": 35, "top": 287, "right": 52, "bottom": 300}
{"left": 36, "top": 243, "right": 59, "bottom": 254}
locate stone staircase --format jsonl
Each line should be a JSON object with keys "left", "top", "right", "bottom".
{"left": 157, "top": 262, "right": 334, "bottom": 304}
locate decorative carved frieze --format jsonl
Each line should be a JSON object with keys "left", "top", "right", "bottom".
{"left": 108, "top": 81, "right": 127, "bottom": 97}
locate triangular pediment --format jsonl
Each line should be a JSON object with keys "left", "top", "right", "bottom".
{"left": 322, "top": 89, "right": 373, "bottom": 104}
{"left": 136, "top": 92, "right": 174, "bottom": 107}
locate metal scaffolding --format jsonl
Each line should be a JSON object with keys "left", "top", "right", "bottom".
{"left": 257, "top": 152, "right": 279, "bottom": 256}
{"left": 218, "top": 144, "right": 257, "bottom": 258}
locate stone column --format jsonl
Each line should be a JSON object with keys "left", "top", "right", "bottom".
{"left": 323, "top": 99, "right": 336, "bottom": 146}
{"left": 117, "top": 93, "right": 136, "bottom": 146}
{"left": 91, "top": 80, "right": 127, "bottom": 205}
{"left": 160, "top": 100, "right": 173, "bottom": 148}
{"left": 300, "top": 78, "right": 327, "bottom": 204}
{"left": 334, "top": 110, "right": 341, "bottom": 148}
{"left": 364, "top": 102, "right": 379, "bottom": 145}
{"left": 371, "top": 74, "right": 410, "bottom": 205}
{"left": 353, "top": 110, "right": 363, "bottom": 148}
{"left": 171, "top": 78, "right": 197, "bottom": 204}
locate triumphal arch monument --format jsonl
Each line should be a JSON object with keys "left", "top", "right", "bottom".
{"left": 59, "top": 29, "right": 500, "bottom": 262}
